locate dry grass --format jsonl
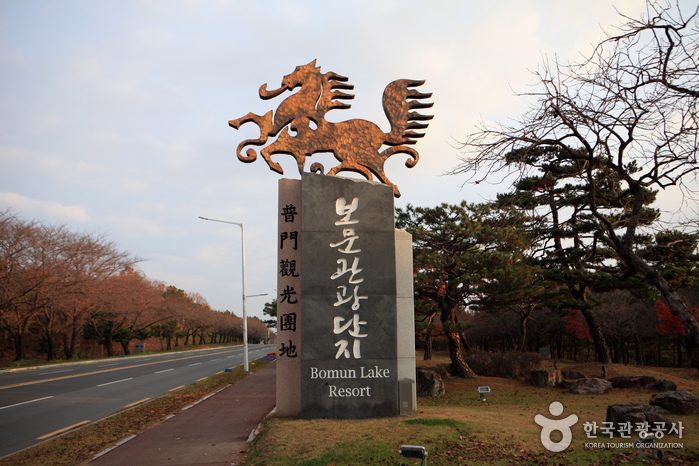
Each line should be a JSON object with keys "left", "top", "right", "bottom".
{"left": 242, "top": 353, "right": 699, "bottom": 465}
{"left": 0, "top": 360, "right": 271, "bottom": 466}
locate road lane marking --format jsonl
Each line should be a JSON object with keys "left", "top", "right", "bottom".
{"left": 169, "top": 385, "right": 185, "bottom": 392}
{"left": 124, "top": 398, "right": 150, "bottom": 408}
{"left": 155, "top": 369, "right": 174, "bottom": 374}
{"left": 0, "top": 396, "right": 54, "bottom": 411}
{"left": 0, "top": 347, "right": 245, "bottom": 390}
{"left": 197, "top": 377, "right": 208, "bottom": 382}
{"left": 39, "top": 369, "right": 74, "bottom": 375}
{"left": 97, "top": 378, "right": 133, "bottom": 387}
{"left": 37, "top": 420, "right": 90, "bottom": 439}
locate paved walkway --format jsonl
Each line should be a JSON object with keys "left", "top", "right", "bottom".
{"left": 88, "top": 361, "right": 276, "bottom": 466}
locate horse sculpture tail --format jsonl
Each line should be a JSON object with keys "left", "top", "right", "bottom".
{"left": 382, "top": 79, "right": 433, "bottom": 146}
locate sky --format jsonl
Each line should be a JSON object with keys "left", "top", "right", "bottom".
{"left": 1, "top": 0, "right": 695, "bottom": 320}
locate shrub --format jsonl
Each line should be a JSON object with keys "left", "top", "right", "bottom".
{"left": 465, "top": 350, "right": 545, "bottom": 379}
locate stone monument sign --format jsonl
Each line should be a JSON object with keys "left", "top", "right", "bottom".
{"left": 228, "top": 61, "right": 432, "bottom": 418}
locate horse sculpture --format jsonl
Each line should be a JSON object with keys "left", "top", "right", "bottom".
{"left": 228, "top": 60, "right": 433, "bottom": 197}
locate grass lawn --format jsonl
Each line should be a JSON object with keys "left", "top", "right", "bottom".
{"left": 240, "top": 353, "right": 699, "bottom": 465}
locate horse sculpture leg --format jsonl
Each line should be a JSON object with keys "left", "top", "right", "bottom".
{"left": 260, "top": 128, "right": 307, "bottom": 175}
{"left": 228, "top": 111, "right": 273, "bottom": 163}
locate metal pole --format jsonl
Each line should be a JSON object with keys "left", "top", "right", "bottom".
{"left": 198, "top": 216, "right": 249, "bottom": 372}
{"left": 240, "top": 223, "right": 248, "bottom": 372}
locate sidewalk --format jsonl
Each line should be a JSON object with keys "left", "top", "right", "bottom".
{"left": 88, "top": 361, "right": 276, "bottom": 466}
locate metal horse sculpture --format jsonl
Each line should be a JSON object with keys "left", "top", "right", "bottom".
{"left": 228, "top": 60, "right": 433, "bottom": 197}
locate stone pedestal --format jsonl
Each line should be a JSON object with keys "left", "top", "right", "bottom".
{"left": 275, "top": 173, "right": 415, "bottom": 418}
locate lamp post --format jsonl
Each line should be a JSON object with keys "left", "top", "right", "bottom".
{"left": 198, "top": 216, "right": 251, "bottom": 371}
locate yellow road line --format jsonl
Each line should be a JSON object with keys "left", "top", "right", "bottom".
{"left": 37, "top": 420, "right": 90, "bottom": 439}
{"left": 169, "top": 385, "right": 185, "bottom": 392}
{"left": 124, "top": 398, "right": 150, "bottom": 408}
{"left": 0, "top": 348, "right": 243, "bottom": 391}
{"left": 197, "top": 377, "right": 208, "bottom": 381}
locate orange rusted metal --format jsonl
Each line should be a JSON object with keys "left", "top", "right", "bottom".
{"left": 228, "top": 60, "right": 433, "bottom": 197}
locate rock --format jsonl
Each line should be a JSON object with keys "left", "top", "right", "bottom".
{"left": 561, "top": 370, "right": 586, "bottom": 380}
{"left": 646, "top": 379, "right": 677, "bottom": 391}
{"left": 605, "top": 404, "right": 672, "bottom": 437}
{"left": 416, "top": 368, "right": 445, "bottom": 397}
{"left": 529, "top": 370, "right": 561, "bottom": 388}
{"left": 559, "top": 378, "right": 584, "bottom": 390}
{"left": 437, "top": 363, "right": 454, "bottom": 377}
{"left": 649, "top": 391, "right": 699, "bottom": 414}
{"left": 609, "top": 376, "right": 657, "bottom": 389}
{"left": 421, "top": 365, "right": 450, "bottom": 379}
{"left": 569, "top": 378, "right": 613, "bottom": 394}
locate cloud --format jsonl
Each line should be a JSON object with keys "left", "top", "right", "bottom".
{"left": 0, "top": 192, "right": 89, "bottom": 221}
{"left": 104, "top": 215, "right": 165, "bottom": 237}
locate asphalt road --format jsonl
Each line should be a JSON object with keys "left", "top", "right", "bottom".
{"left": 0, "top": 344, "right": 275, "bottom": 458}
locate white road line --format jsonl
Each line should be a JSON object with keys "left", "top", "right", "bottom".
{"left": 98, "top": 363, "right": 119, "bottom": 368}
{"left": 155, "top": 368, "right": 174, "bottom": 374}
{"left": 189, "top": 363, "right": 201, "bottom": 366}
{"left": 97, "top": 378, "right": 133, "bottom": 387}
{"left": 0, "top": 396, "right": 54, "bottom": 411}
{"left": 40, "top": 369, "right": 74, "bottom": 375}
{"left": 209, "top": 359, "right": 220, "bottom": 362}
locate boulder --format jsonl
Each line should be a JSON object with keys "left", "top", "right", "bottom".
{"left": 569, "top": 378, "right": 613, "bottom": 394}
{"left": 529, "top": 370, "right": 561, "bottom": 388}
{"left": 421, "top": 364, "right": 450, "bottom": 379}
{"left": 605, "top": 404, "right": 672, "bottom": 437}
{"left": 649, "top": 391, "right": 699, "bottom": 414}
{"left": 559, "top": 378, "right": 585, "bottom": 390}
{"left": 646, "top": 379, "right": 677, "bottom": 391}
{"left": 416, "top": 368, "right": 445, "bottom": 397}
{"left": 608, "top": 376, "right": 657, "bottom": 389}
{"left": 561, "top": 370, "right": 586, "bottom": 380}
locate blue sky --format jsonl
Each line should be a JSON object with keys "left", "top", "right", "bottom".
{"left": 1, "top": 0, "right": 694, "bottom": 319}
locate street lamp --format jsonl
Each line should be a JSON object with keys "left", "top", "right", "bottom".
{"left": 199, "top": 216, "right": 261, "bottom": 371}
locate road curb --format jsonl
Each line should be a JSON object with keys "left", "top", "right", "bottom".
{"left": 247, "top": 407, "right": 277, "bottom": 442}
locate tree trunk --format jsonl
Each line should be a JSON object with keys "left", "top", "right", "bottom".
{"left": 445, "top": 329, "right": 477, "bottom": 378}
{"left": 458, "top": 330, "right": 470, "bottom": 353}
{"left": 441, "top": 304, "right": 477, "bottom": 378}
{"left": 46, "top": 332, "right": 57, "bottom": 361}
{"left": 622, "top": 250, "right": 699, "bottom": 372}
{"left": 423, "top": 328, "right": 433, "bottom": 361}
{"left": 635, "top": 333, "right": 644, "bottom": 366}
{"left": 13, "top": 332, "right": 28, "bottom": 361}
{"left": 61, "top": 333, "right": 71, "bottom": 360}
{"left": 104, "top": 335, "right": 114, "bottom": 357}
{"left": 569, "top": 283, "right": 612, "bottom": 363}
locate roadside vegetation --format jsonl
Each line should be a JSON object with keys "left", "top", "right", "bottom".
{"left": 0, "top": 340, "right": 247, "bottom": 371}
{"left": 0, "top": 209, "right": 269, "bottom": 364}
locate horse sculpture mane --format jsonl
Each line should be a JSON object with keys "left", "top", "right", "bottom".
{"left": 228, "top": 60, "right": 433, "bottom": 198}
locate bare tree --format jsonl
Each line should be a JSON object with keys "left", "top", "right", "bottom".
{"left": 453, "top": 1, "right": 699, "bottom": 370}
